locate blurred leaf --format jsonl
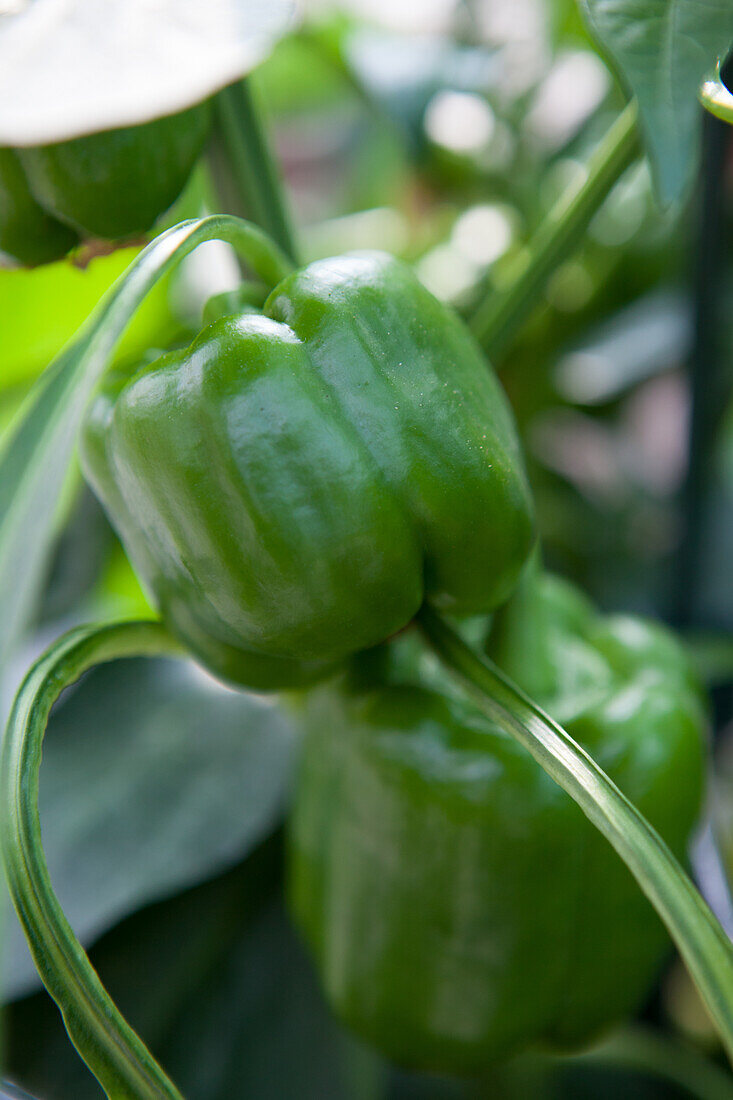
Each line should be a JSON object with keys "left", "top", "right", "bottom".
{"left": 0, "top": 0, "right": 294, "bottom": 145}
{"left": 7, "top": 849, "right": 384, "bottom": 1100}
{"left": 0, "top": 1085, "right": 40, "bottom": 1100}
{"left": 578, "top": 0, "right": 732, "bottom": 202}
{"left": 254, "top": 29, "right": 352, "bottom": 116}
{"left": 38, "top": 488, "right": 114, "bottom": 625}
{"left": 2, "top": 655, "right": 296, "bottom": 1000}
{"left": 84, "top": 544, "right": 154, "bottom": 624}
{"left": 0, "top": 247, "right": 179, "bottom": 393}
{"left": 682, "top": 631, "right": 733, "bottom": 689}
{"left": 158, "top": 899, "right": 384, "bottom": 1100}
{"left": 6, "top": 841, "right": 283, "bottom": 1099}
{"left": 554, "top": 289, "right": 691, "bottom": 404}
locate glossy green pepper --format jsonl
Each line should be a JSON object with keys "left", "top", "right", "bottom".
{"left": 287, "top": 571, "right": 706, "bottom": 1074}
{"left": 80, "top": 252, "right": 535, "bottom": 689}
{"left": 0, "top": 104, "right": 210, "bottom": 265}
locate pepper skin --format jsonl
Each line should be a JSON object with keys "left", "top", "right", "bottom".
{"left": 287, "top": 571, "right": 706, "bottom": 1074}
{"left": 0, "top": 148, "right": 78, "bottom": 266}
{"left": 80, "top": 252, "right": 535, "bottom": 689}
{"left": 17, "top": 103, "right": 211, "bottom": 241}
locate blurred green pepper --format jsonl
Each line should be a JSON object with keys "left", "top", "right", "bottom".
{"left": 1, "top": 104, "right": 211, "bottom": 265}
{"left": 0, "top": 148, "right": 78, "bottom": 266}
{"left": 80, "top": 251, "right": 535, "bottom": 689}
{"left": 288, "top": 570, "right": 706, "bottom": 1074}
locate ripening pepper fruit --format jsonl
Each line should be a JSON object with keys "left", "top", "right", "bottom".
{"left": 0, "top": 104, "right": 211, "bottom": 265}
{"left": 287, "top": 570, "right": 706, "bottom": 1074}
{"left": 80, "top": 252, "right": 535, "bottom": 690}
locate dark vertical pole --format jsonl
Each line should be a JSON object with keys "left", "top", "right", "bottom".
{"left": 672, "top": 62, "right": 732, "bottom": 632}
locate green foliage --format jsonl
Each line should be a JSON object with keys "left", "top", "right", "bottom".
{"left": 578, "top": 0, "right": 732, "bottom": 201}
{"left": 0, "top": 248, "right": 179, "bottom": 392}
{"left": 2, "top": 654, "right": 295, "bottom": 1000}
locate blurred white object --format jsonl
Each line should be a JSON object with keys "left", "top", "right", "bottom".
{"left": 0, "top": 0, "right": 294, "bottom": 144}
{"left": 303, "top": 207, "right": 408, "bottom": 261}
{"left": 526, "top": 50, "right": 610, "bottom": 152}
{"left": 417, "top": 203, "right": 515, "bottom": 303}
{"left": 477, "top": 0, "right": 549, "bottom": 98}
{"left": 172, "top": 238, "right": 243, "bottom": 326}
{"left": 424, "top": 90, "right": 495, "bottom": 154}
{"left": 416, "top": 243, "right": 478, "bottom": 302}
{"left": 452, "top": 204, "right": 514, "bottom": 266}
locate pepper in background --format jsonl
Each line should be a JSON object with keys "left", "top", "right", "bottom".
{"left": 0, "top": 103, "right": 211, "bottom": 266}
{"left": 80, "top": 252, "right": 535, "bottom": 689}
{"left": 287, "top": 568, "right": 707, "bottom": 1075}
{"left": 0, "top": 148, "right": 79, "bottom": 266}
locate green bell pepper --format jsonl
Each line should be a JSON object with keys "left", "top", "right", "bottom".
{"left": 1, "top": 103, "right": 210, "bottom": 265}
{"left": 80, "top": 251, "right": 535, "bottom": 689}
{"left": 287, "top": 570, "right": 706, "bottom": 1074}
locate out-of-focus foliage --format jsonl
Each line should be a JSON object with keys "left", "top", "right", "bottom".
{"left": 5, "top": 840, "right": 385, "bottom": 1100}
{"left": 4, "top": 841, "right": 717, "bottom": 1099}
{"left": 0, "top": 250, "right": 180, "bottom": 435}
{"left": 578, "top": 0, "right": 732, "bottom": 202}
{"left": 1, "top": 653, "right": 296, "bottom": 1001}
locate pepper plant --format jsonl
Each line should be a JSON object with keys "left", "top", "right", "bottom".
{"left": 0, "top": 1, "right": 732, "bottom": 1099}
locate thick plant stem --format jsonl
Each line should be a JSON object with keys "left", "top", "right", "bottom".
{"left": 212, "top": 78, "right": 299, "bottom": 265}
{"left": 468, "top": 101, "right": 640, "bottom": 357}
{"left": 0, "top": 621, "right": 186, "bottom": 1100}
{"left": 418, "top": 606, "right": 733, "bottom": 1065}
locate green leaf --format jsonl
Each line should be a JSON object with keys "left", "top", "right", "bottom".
{"left": 0, "top": 215, "right": 292, "bottom": 672}
{"left": 157, "top": 899, "right": 385, "bottom": 1100}
{"left": 2, "top": 654, "right": 296, "bottom": 1001}
{"left": 0, "top": 248, "right": 178, "bottom": 395}
{"left": 5, "top": 840, "right": 285, "bottom": 1099}
{"left": 0, "top": 0, "right": 295, "bottom": 146}
{"left": 6, "top": 849, "right": 385, "bottom": 1100}
{"left": 578, "top": 0, "right": 732, "bottom": 202}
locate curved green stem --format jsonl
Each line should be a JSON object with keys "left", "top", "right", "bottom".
{"left": 1, "top": 621, "right": 186, "bottom": 1099}
{"left": 0, "top": 214, "right": 292, "bottom": 675}
{"left": 418, "top": 607, "right": 733, "bottom": 1066}
{"left": 212, "top": 78, "right": 299, "bottom": 264}
{"left": 468, "top": 101, "right": 641, "bottom": 357}
{"left": 81, "top": 215, "right": 294, "bottom": 376}
{"left": 571, "top": 1026, "right": 733, "bottom": 1100}
{"left": 200, "top": 210, "right": 294, "bottom": 287}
